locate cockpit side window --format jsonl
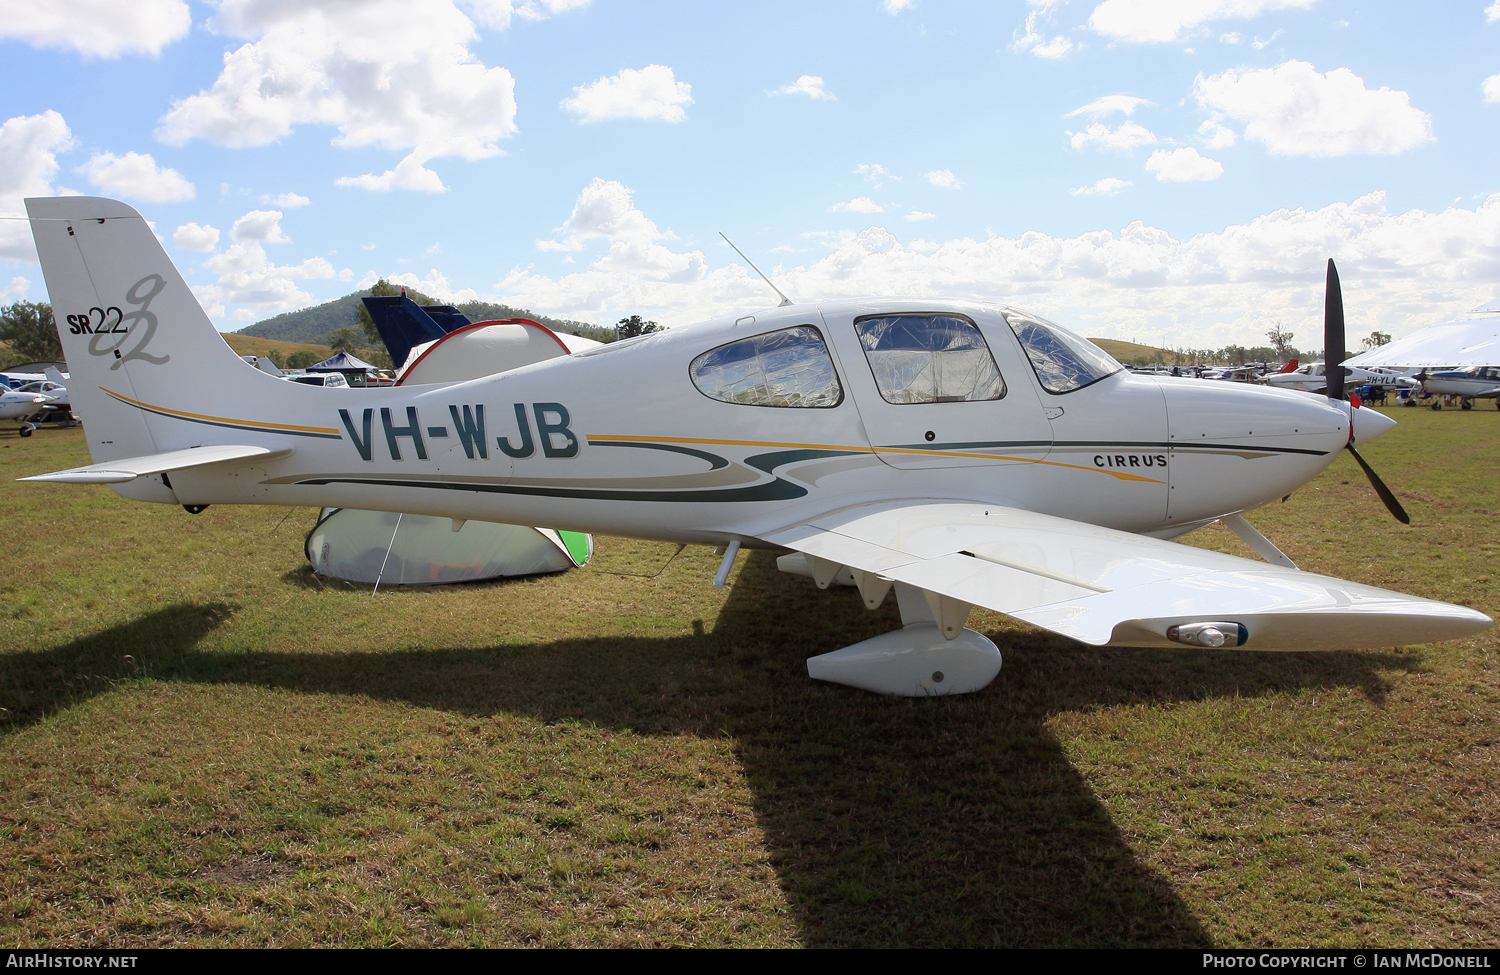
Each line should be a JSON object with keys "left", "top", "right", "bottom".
{"left": 1003, "top": 312, "right": 1122, "bottom": 394}
{"left": 689, "top": 325, "right": 843, "bottom": 408}
{"left": 853, "top": 314, "right": 1005, "bottom": 404}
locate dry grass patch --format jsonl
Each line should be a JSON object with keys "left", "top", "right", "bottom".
{"left": 0, "top": 408, "right": 1495, "bottom": 946}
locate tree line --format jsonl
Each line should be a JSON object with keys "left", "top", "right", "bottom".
{"left": 1138, "top": 323, "right": 1392, "bottom": 368}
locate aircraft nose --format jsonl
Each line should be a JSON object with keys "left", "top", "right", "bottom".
{"left": 1350, "top": 403, "right": 1396, "bottom": 446}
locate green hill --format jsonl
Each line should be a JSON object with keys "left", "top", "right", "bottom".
{"left": 235, "top": 287, "right": 614, "bottom": 345}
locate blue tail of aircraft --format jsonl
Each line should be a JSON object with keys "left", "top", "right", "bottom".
{"left": 361, "top": 293, "right": 471, "bottom": 369}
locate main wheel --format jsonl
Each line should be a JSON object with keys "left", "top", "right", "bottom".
{"left": 1462, "top": 399, "right": 1473, "bottom": 410}
{"left": 18, "top": 425, "right": 32, "bottom": 437}
{"left": 1432, "top": 401, "right": 1442, "bottom": 410}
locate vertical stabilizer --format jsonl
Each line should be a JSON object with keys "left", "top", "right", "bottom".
{"left": 26, "top": 197, "right": 288, "bottom": 486}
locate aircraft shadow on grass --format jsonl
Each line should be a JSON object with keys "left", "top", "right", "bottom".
{"left": 2, "top": 550, "right": 1420, "bottom": 947}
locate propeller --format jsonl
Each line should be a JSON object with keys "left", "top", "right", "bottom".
{"left": 1325, "top": 258, "right": 1410, "bottom": 524}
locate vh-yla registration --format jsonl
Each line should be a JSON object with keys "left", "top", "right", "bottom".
{"left": 20, "top": 197, "right": 1491, "bottom": 696}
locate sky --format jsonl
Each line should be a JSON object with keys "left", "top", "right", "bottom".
{"left": 0, "top": 0, "right": 1497, "bottom": 353}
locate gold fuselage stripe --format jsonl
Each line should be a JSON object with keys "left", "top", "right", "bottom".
{"left": 102, "top": 388, "right": 343, "bottom": 435}
{"left": 586, "top": 433, "right": 1164, "bottom": 483}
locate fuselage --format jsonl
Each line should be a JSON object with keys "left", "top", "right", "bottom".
{"left": 143, "top": 297, "right": 1363, "bottom": 546}
{"left": 0, "top": 389, "right": 48, "bottom": 421}
{"left": 1422, "top": 366, "right": 1500, "bottom": 399}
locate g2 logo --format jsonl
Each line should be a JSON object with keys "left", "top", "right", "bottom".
{"left": 77, "top": 274, "right": 171, "bottom": 370}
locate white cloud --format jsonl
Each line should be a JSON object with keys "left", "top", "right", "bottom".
{"left": 1, "top": 277, "right": 29, "bottom": 304}
{"left": 905, "top": 210, "right": 937, "bottom": 221}
{"left": 534, "top": 178, "right": 704, "bottom": 280}
{"left": 384, "top": 269, "right": 478, "bottom": 303}
{"left": 926, "top": 169, "right": 963, "bottom": 189}
{"left": 335, "top": 155, "right": 448, "bottom": 193}
{"left": 1198, "top": 117, "right": 1237, "bottom": 149}
{"left": 772, "top": 75, "right": 834, "bottom": 100}
{"left": 830, "top": 197, "right": 885, "bottom": 214}
{"left": 0, "top": 0, "right": 190, "bottom": 58}
{"left": 1220, "top": 31, "right": 1242, "bottom": 44}
{"left": 173, "top": 222, "right": 220, "bottom": 252}
{"left": 561, "top": 64, "right": 692, "bottom": 123}
{"left": 1089, "top": 0, "right": 1316, "bottom": 43}
{"left": 500, "top": 178, "right": 711, "bottom": 316}
{"left": 261, "top": 192, "right": 310, "bottom": 208}
{"left": 494, "top": 185, "right": 1500, "bottom": 355}
{"left": 1252, "top": 29, "right": 1283, "bottom": 49}
{"left": 1487, "top": 1, "right": 1499, "bottom": 22}
{"left": 78, "top": 150, "right": 195, "bottom": 203}
{"left": 1070, "top": 177, "right": 1133, "bottom": 195}
{"left": 1196, "top": 60, "right": 1433, "bottom": 156}
{"left": 199, "top": 246, "right": 337, "bottom": 316}
{"left": 1065, "top": 94, "right": 1153, "bottom": 118}
{"left": 461, "top": 0, "right": 592, "bottom": 29}
{"left": 230, "top": 209, "right": 289, "bottom": 243}
{"left": 1485, "top": 73, "right": 1500, "bottom": 104}
{"left": 0, "top": 111, "right": 73, "bottom": 262}
{"left": 1013, "top": 3, "right": 1075, "bottom": 58}
{"left": 157, "top": 0, "right": 519, "bottom": 194}
{"left": 1145, "top": 147, "right": 1224, "bottom": 181}
{"left": 884, "top": 0, "right": 915, "bottom": 12}
{"left": 1068, "top": 121, "right": 1158, "bottom": 153}
{"left": 855, "top": 163, "right": 897, "bottom": 186}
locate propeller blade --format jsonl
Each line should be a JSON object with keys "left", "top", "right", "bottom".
{"left": 1324, "top": 258, "right": 1345, "bottom": 402}
{"left": 1346, "top": 443, "right": 1410, "bottom": 524}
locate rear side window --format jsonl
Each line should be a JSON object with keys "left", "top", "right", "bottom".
{"left": 690, "top": 325, "right": 843, "bottom": 408}
{"left": 854, "top": 314, "right": 1005, "bottom": 404}
{"left": 1004, "top": 312, "right": 1121, "bottom": 394}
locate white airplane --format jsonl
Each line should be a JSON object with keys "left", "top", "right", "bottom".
{"left": 17, "top": 197, "right": 1492, "bottom": 696}
{"left": 1264, "top": 360, "right": 1417, "bottom": 394}
{"left": 1419, "top": 366, "right": 1500, "bottom": 408}
{"left": 0, "top": 386, "right": 50, "bottom": 424}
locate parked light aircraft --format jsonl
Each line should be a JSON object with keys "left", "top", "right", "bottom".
{"left": 1420, "top": 366, "right": 1500, "bottom": 408}
{"left": 0, "top": 386, "right": 49, "bottom": 424}
{"left": 1263, "top": 361, "right": 1417, "bottom": 394}
{"left": 18, "top": 197, "right": 1492, "bottom": 696}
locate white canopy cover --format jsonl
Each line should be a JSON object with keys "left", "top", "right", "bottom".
{"left": 1344, "top": 314, "right": 1500, "bottom": 369}
{"left": 306, "top": 508, "right": 592, "bottom": 585}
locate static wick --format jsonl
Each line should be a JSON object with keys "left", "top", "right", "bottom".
{"left": 719, "top": 233, "right": 792, "bottom": 307}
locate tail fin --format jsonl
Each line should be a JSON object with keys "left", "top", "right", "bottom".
{"left": 1278, "top": 358, "right": 1299, "bottom": 374}
{"left": 26, "top": 196, "right": 284, "bottom": 470}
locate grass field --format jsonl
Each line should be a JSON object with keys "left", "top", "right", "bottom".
{"left": 0, "top": 408, "right": 1495, "bottom": 947}
{"left": 218, "top": 333, "right": 335, "bottom": 363}
{"left": 1088, "top": 337, "right": 1182, "bottom": 364}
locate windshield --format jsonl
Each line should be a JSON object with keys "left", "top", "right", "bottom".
{"left": 1003, "top": 311, "right": 1121, "bottom": 394}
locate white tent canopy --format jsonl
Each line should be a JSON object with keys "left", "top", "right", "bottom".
{"left": 306, "top": 508, "right": 591, "bottom": 585}
{"left": 1344, "top": 316, "right": 1500, "bottom": 369}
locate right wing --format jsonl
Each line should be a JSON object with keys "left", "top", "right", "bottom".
{"left": 761, "top": 500, "right": 1491, "bottom": 650}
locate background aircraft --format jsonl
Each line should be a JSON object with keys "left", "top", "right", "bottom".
{"left": 1264, "top": 360, "right": 1417, "bottom": 395}
{"left": 1419, "top": 366, "right": 1500, "bottom": 409}
{"left": 18, "top": 196, "right": 1491, "bottom": 696}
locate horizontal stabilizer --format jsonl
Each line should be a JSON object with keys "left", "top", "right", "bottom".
{"left": 19, "top": 444, "right": 291, "bottom": 485}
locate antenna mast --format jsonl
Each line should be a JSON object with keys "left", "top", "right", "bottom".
{"left": 719, "top": 232, "right": 792, "bottom": 307}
